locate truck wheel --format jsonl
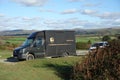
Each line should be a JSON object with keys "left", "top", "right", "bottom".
{"left": 26, "top": 54, "right": 34, "bottom": 60}
{"left": 63, "top": 52, "right": 69, "bottom": 57}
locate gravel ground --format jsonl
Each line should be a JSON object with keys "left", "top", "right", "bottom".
{"left": 76, "top": 50, "right": 88, "bottom": 56}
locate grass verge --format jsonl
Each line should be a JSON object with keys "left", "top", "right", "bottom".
{"left": 0, "top": 50, "right": 12, "bottom": 59}
{"left": 0, "top": 55, "right": 82, "bottom": 80}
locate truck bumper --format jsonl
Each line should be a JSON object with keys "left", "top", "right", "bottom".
{"left": 14, "top": 53, "right": 27, "bottom": 60}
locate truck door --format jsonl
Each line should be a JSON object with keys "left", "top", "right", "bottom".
{"left": 33, "top": 37, "right": 45, "bottom": 57}
{"left": 55, "top": 32, "right": 65, "bottom": 56}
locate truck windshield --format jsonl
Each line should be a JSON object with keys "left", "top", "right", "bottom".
{"left": 22, "top": 38, "right": 33, "bottom": 46}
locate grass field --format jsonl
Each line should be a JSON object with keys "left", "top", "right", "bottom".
{"left": 0, "top": 35, "right": 119, "bottom": 80}
{"left": 76, "top": 36, "right": 101, "bottom": 43}
{"left": 0, "top": 35, "right": 109, "bottom": 80}
{"left": 0, "top": 50, "right": 82, "bottom": 80}
{"left": 0, "top": 35, "right": 116, "bottom": 80}
{"left": 1, "top": 35, "right": 101, "bottom": 44}
{"left": 3, "top": 36, "right": 26, "bottom": 44}
{"left": 0, "top": 50, "right": 12, "bottom": 59}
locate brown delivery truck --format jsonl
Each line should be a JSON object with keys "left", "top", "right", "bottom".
{"left": 13, "top": 30, "right": 76, "bottom": 60}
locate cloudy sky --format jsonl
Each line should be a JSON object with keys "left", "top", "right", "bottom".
{"left": 0, "top": 0, "right": 120, "bottom": 31}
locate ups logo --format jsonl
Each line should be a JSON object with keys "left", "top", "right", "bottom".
{"left": 50, "top": 37, "right": 54, "bottom": 43}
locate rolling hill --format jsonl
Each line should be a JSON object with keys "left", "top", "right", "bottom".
{"left": 74, "top": 27, "right": 120, "bottom": 35}
{"left": 0, "top": 27, "right": 120, "bottom": 36}
{"left": 0, "top": 29, "right": 36, "bottom": 36}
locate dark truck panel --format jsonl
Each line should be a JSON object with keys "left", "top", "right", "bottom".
{"left": 45, "top": 31, "right": 76, "bottom": 57}
{"left": 13, "top": 30, "right": 76, "bottom": 60}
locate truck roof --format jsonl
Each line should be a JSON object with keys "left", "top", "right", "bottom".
{"left": 27, "top": 30, "right": 75, "bottom": 39}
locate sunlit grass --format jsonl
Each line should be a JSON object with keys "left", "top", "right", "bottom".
{"left": 76, "top": 36, "right": 101, "bottom": 43}
{"left": 0, "top": 50, "right": 12, "bottom": 59}
{"left": 0, "top": 56, "right": 82, "bottom": 80}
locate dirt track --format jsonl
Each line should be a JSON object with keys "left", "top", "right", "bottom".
{"left": 76, "top": 50, "right": 88, "bottom": 55}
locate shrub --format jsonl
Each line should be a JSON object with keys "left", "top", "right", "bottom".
{"left": 0, "top": 41, "right": 19, "bottom": 50}
{"left": 117, "top": 35, "right": 120, "bottom": 40}
{"left": 72, "top": 39, "right": 120, "bottom": 80}
{"left": 0, "top": 45, "right": 6, "bottom": 50}
{"left": 102, "top": 35, "right": 111, "bottom": 41}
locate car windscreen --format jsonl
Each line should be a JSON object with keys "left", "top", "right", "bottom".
{"left": 92, "top": 43, "right": 103, "bottom": 47}
{"left": 99, "top": 43, "right": 104, "bottom": 46}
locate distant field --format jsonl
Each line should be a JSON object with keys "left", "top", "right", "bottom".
{"left": 76, "top": 36, "right": 101, "bottom": 43}
{"left": 0, "top": 35, "right": 104, "bottom": 50}
{"left": 0, "top": 52, "right": 82, "bottom": 80}
{"left": 0, "top": 35, "right": 115, "bottom": 51}
{"left": 1, "top": 35, "right": 114, "bottom": 44}
{"left": 3, "top": 36, "right": 26, "bottom": 44}
{"left": 1, "top": 35, "right": 101, "bottom": 44}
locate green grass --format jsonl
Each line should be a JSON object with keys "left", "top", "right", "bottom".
{"left": 76, "top": 36, "right": 101, "bottom": 43}
{"left": 5, "top": 37, "right": 26, "bottom": 44}
{"left": 0, "top": 54, "right": 82, "bottom": 80}
{"left": 1, "top": 35, "right": 116, "bottom": 45}
{"left": 0, "top": 50, "right": 12, "bottom": 59}
{"left": 2, "top": 36, "right": 101, "bottom": 45}
{"left": 0, "top": 35, "right": 117, "bottom": 80}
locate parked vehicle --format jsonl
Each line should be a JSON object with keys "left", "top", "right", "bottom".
{"left": 13, "top": 30, "right": 76, "bottom": 60}
{"left": 89, "top": 41, "right": 109, "bottom": 53}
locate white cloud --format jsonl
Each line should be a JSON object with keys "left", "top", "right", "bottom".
{"left": 61, "top": 9, "right": 78, "bottom": 14}
{"left": 80, "top": 9, "right": 97, "bottom": 15}
{"left": 83, "top": 3, "right": 101, "bottom": 7}
{"left": 22, "top": 17, "right": 40, "bottom": 21}
{"left": 79, "top": 10, "right": 120, "bottom": 21}
{"left": 0, "top": 14, "right": 120, "bottom": 31}
{"left": 22, "top": 17, "right": 33, "bottom": 21}
{"left": 12, "top": 0, "right": 49, "bottom": 6}
{"left": 44, "top": 18, "right": 91, "bottom": 29}
{"left": 115, "top": 19, "right": 120, "bottom": 23}
{"left": 44, "top": 19, "right": 68, "bottom": 29}
{"left": 97, "top": 12, "right": 120, "bottom": 19}
{"left": 102, "top": 19, "right": 120, "bottom": 26}
{"left": 64, "top": 18, "right": 87, "bottom": 25}
{"left": 0, "top": 13, "right": 5, "bottom": 17}
{"left": 0, "top": 16, "right": 44, "bottom": 30}
{"left": 61, "top": 9, "right": 98, "bottom": 16}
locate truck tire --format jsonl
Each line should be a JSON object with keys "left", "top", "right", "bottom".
{"left": 26, "top": 54, "right": 34, "bottom": 60}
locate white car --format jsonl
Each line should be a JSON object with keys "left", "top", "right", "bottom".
{"left": 89, "top": 41, "right": 109, "bottom": 53}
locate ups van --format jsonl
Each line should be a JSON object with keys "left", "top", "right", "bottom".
{"left": 13, "top": 30, "right": 76, "bottom": 60}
